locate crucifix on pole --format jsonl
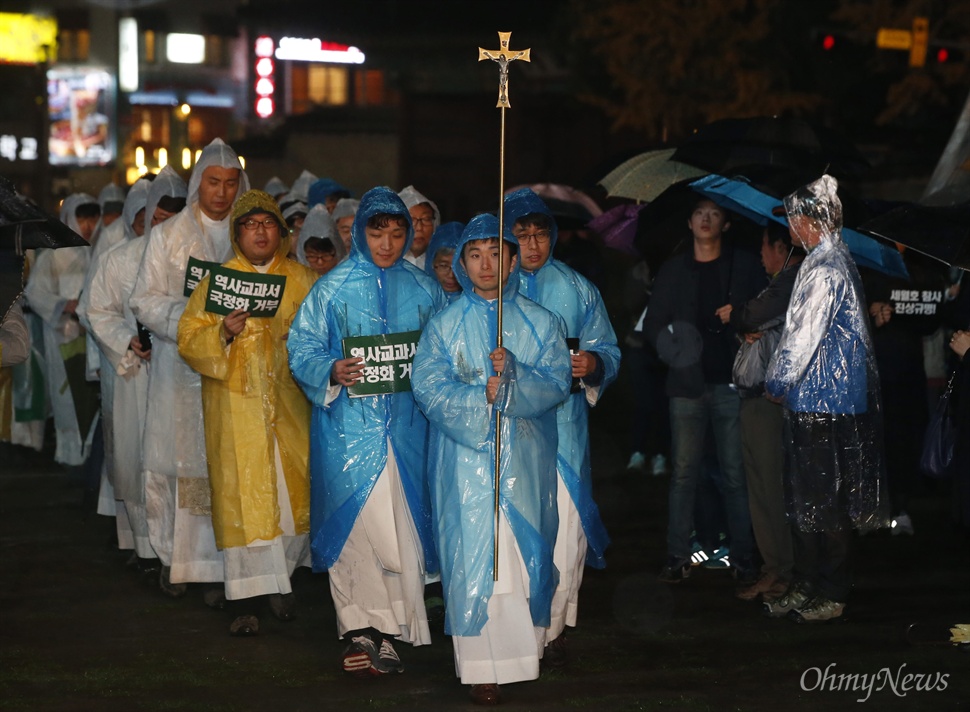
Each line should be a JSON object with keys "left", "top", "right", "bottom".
{"left": 478, "top": 30, "right": 531, "bottom": 581}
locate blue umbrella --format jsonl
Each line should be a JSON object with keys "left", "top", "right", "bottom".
{"left": 689, "top": 174, "right": 909, "bottom": 279}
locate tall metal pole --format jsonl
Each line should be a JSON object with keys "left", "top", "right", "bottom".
{"left": 478, "top": 31, "right": 530, "bottom": 581}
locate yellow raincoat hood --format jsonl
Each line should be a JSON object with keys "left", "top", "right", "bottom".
{"left": 229, "top": 189, "right": 291, "bottom": 267}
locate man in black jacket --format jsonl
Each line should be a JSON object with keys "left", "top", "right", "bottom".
{"left": 644, "top": 199, "right": 765, "bottom": 585}
{"left": 731, "top": 221, "right": 803, "bottom": 602}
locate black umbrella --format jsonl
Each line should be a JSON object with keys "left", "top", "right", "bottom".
{"left": 0, "top": 176, "right": 88, "bottom": 251}
{"left": 671, "top": 116, "right": 870, "bottom": 180}
{"left": 632, "top": 179, "right": 762, "bottom": 274}
{"left": 858, "top": 201, "right": 970, "bottom": 271}
{"left": 1, "top": 176, "right": 89, "bottom": 321}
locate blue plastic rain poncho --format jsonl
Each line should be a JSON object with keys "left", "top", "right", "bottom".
{"left": 287, "top": 186, "right": 447, "bottom": 571}
{"left": 411, "top": 214, "right": 571, "bottom": 636}
{"left": 503, "top": 188, "right": 619, "bottom": 566}
{"left": 23, "top": 193, "right": 98, "bottom": 465}
{"left": 308, "top": 178, "right": 351, "bottom": 210}
{"left": 129, "top": 141, "right": 249, "bottom": 577}
{"left": 765, "top": 175, "right": 889, "bottom": 533}
{"left": 295, "top": 203, "right": 345, "bottom": 268}
{"left": 425, "top": 220, "right": 464, "bottom": 303}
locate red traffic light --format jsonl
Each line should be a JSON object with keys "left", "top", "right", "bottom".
{"left": 822, "top": 34, "right": 836, "bottom": 50}
{"left": 936, "top": 48, "right": 949, "bottom": 63}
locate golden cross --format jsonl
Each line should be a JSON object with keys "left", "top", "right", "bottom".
{"left": 478, "top": 31, "right": 531, "bottom": 108}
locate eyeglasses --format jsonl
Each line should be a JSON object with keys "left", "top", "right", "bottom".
{"left": 516, "top": 230, "right": 551, "bottom": 245}
{"left": 412, "top": 216, "right": 435, "bottom": 226}
{"left": 238, "top": 217, "right": 279, "bottom": 231}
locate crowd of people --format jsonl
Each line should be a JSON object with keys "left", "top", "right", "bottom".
{"left": 1, "top": 137, "right": 969, "bottom": 706}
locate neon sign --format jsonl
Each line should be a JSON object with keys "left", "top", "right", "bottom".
{"left": 274, "top": 37, "right": 365, "bottom": 64}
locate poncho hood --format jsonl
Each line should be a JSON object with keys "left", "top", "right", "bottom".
{"left": 350, "top": 186, "right": 414, "bottom": 268}
{"left": 331, "top": 197, "right": 360, "bottom": 222}
{"left": 59, "top": 193, "right": 98, "bottom": 237}
{"left": 296, "top": 203, "right": 345, "bottom": 267}
{"left": 453, "top": 213, "right": 520, "bottom": 300}
{"left": 122, "top": 178, "right": 151, "bottom": 239}
{"left": 308, "top": 178, "right": 351, "bottom": 209}
{"left": 424, "top": 220, "right": 464, "bottom": 278}
{"left": 229, "top": 189, "right": 291, "bottom": 266}
{"left": 144, "top": 166, "right": 188, "bottom": 239}
{"left": 98, "top": 183, "right": 126, "bottom": 213}
{"left": 503, "top": 187, "right": 559, "bottom": 252}
{"left": 784, "top": 174, "right": 843, "bottom": 251}
{"left": 397, "top": 185, "right": 440, "bottom": 229}
{"left": 263, "top": 176, "right": 289, "bottom": 197}
{"left": 186, "top": 138, "right": 251, "bottom": 213}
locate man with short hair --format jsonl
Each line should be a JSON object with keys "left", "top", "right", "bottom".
{"left": 130, "top": 138, "right": 250, "bottom": 599}
{"left": 398, "top": 185, "right": 439, "bottom": 270}
{"left": 643, "top": 198, "right": 765, "bottom": 586}
{"left": 412, "top": 214, "right": 571, "bottom": 705}
{"left": 503, "top": 188, "right": 620, "bottom": 666}
{"left": 288, "top": 186, "right": 446, "bottom": 677}
{"left": 731, "top": 221, "right": 804, "bottom": 602}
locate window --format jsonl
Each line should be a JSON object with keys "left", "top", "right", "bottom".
{"left": 144, "top": 30, "right": 156, "bottom": 63}
{"left": 57, "top": 29, "right": 90, "bottom": 62}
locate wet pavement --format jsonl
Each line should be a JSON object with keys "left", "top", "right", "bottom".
{"left": 1, "top": 397, "right": 968, "bottom": 711}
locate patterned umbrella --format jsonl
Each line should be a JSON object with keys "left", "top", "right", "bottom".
{"left": 598, "top": 148, "right": 707, "bottom": 203}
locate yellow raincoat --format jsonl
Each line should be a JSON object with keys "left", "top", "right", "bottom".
{"left": 178, "top": 190, "right": 318, "bottom": 549}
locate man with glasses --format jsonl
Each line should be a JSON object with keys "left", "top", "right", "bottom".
{"left": 398, "top": 185, "right": 440, "bottom": 270}
{"left": 643, "top": 198, "right": 765, "bottom": 587}
{"left": 179, "top": 190, "right": 318, "bottom": 636}
{"left": 503, "top": 188, "right": 620, "bottom": 668}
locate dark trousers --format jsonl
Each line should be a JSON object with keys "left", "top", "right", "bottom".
{"left": 792, "top": 527, "right": 852, "bottom": 602}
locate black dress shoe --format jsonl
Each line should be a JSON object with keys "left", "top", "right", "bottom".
{"left": 469, "top": 683, "right": 502, "bottom": 705}
{"left": 229, "top": 614, "right": 259, "bottom": 637}
{"left": 268, "top": 593, "right": 297, "bottom": 621}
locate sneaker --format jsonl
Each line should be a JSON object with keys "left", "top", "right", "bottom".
{"left": 658, "top": 557, "right": 691, "bottom": 583}
{"left": 626, "top": 451, "right": 646, "bottom": 471}
{"left": 651, "top": 454, "right": 667, "bottom": 476}
{"left": 891, "top": 512, "right": 914, "bottom": 536}
{"left": 763, "top": 581, "right": 813, "bottom": 618}
{"left": 689, "top": 539, "right": 709, "bottom": 566}
{"left": 789, "top": 596, "right": 846, "bottom": 623}
{"left": 377, "top": 638, "right": 405, "bottom": 674}
{"left": 735, "top": 572, "right": 781, "bottom": 601}
{"left": 702, "top": 546, "right": 731, "bottom": 569}
{"left": 342, "top": 635, "right": 379, "bottom": 676}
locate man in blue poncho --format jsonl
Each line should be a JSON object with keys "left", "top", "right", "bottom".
{"left": 287, "top": 187, "right": 446, "bottom": 676}
{"left": 425, "top": 220, "right": 464, "bottom": 303}
{"left": 503, "top": 188, "right": 620, "bottom": 665}
{"left": 412, "top": 214, "right": 571, "bottom": 706}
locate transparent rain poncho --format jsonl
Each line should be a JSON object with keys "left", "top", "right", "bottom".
{"left": 397, "top": 185, "right": 441, "bottom": 228}
{"left": 129, "top": 140, "right": 250, "bottom": 486}
{"left": 177, "top": 190, "right": 317, "bottom": 548}
{"left": 23, "top": 193, "right": 97, "bottom": 465}
{"left": 424, "top": 220, "right": 464, "bottom": 303}
{"left": 503, "top": 187, "right": 619, "bottom": 566}
{"left": 287, "top": 186, "right": 447, "bottom": 571}
{"left": 765, "top": 175, "right": 890, "bottom": 533}
{"left": 411, "top": 213, "right": 572, "bottom": 636}
{"left": 294, "top": 203, "right": 345, "bottom": 268}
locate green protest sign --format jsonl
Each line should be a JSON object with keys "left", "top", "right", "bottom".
{"left": 342, "top": 330, "right": 422, "bottom": 397}
{"left": 203, "top": 265, "right": 287, "bottom": 317}
{"left": 183, "top": 256, "right": 221, "bottom": 297}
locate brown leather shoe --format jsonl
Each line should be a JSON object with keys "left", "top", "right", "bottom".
{"left": 469, "top": 683, "right": 502, "bottom": 705}
{"left": 735, "top": 572, "right": 782, "bottom": 601}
